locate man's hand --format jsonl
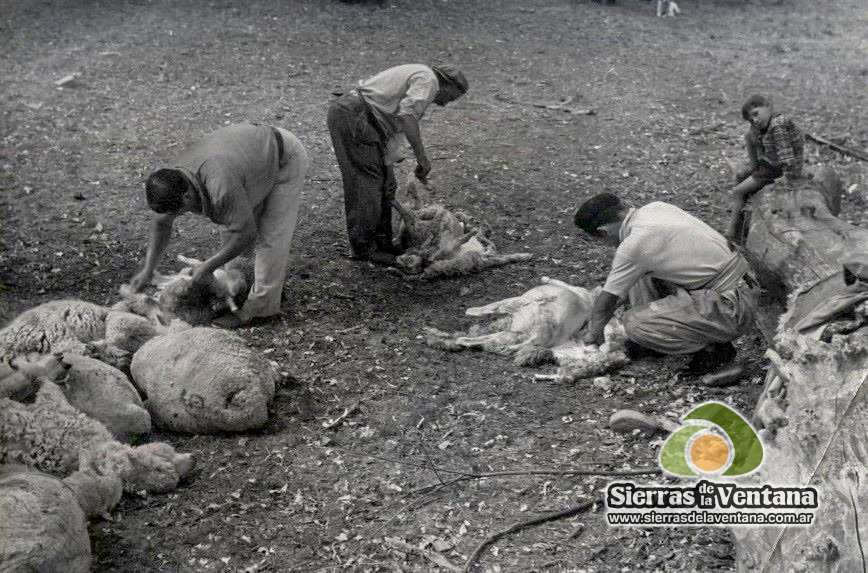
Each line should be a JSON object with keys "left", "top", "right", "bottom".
{"left": 128, "top": 269, "right": 153, "bottom": 293}
{"left": 414, "top": 156, "right": 431, "bottom": 184}
{"left": 191, "top": 265, "right": 230, "bottom": 299}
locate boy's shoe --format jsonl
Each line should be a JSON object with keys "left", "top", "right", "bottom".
{"left": 681, "top": 342, "right": 737, "bottom": 376}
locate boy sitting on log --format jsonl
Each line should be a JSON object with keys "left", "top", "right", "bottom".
{"left": 726, "top": 95, "right": 805, "bottom": 243}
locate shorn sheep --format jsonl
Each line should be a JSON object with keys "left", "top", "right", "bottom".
{"left": 425, "top": 277, "right": 629, "bottom": 378}
{"left": 390, "top": 178, "right": 532, "bottom": 279}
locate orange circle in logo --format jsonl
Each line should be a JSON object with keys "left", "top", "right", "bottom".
{"left": 690, "top": 434, "right": 729, "bottom": 472}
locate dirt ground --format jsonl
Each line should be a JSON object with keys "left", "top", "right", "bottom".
{"left": 2, "top": 0, "right": 868, "bottom": 571}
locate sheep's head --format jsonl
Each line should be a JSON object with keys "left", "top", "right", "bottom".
{"left": 125, "top": 442, "right": 194, "bottom": 494}
{"left": 10, "top": 352, "right": 70, "bottom": 382}
{"left": 79, "top": 441, "right": 194, "bottom": 494}
{"left": 395, "top": 253, "right": 424, "bottom": 275}
{"left": 2, "top": 353, "right": 71, "bottom": 400}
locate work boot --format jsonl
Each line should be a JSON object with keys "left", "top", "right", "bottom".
{"left": 624, "top": 340, "right": 665, "bottom": 360}
{"left": 367, "top": 250, "right": 397, "bottom": 266}
{"left": 681, "top": 342, "right": 736, "bottom": 376}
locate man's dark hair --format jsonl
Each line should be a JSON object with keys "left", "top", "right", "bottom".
{"left": 574, "top": 192, "right": 624, "bottom": 233}
{"left": 741, "top": 94, "right": 772, "bottom": 121}
{"left": 145, "top": 168, "right": 188, "bottom": 214}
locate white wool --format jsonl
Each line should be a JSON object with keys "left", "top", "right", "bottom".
{"left": 0, "top": 469, "right": 121, "bottom": 573}
{"left": 0, "top": 380, "right": 192, "bottom": 493}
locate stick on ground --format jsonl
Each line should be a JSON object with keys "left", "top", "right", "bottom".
{"left": 806, "top": 132, "right": 868, "bottom": 163}
{"left": 463, "top": 497, "right": 600, "bottom": 572}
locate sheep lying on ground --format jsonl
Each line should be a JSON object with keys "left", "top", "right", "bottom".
{"left": 0, "top": 379, "right": 193, "bottom": 493}
{"left": 0, "top": 467, "right": 122, "bottom": 573}
{"left": 131, "top": 327, "right": 279, "bottom": 433}
{"left": 62, "top": 354, "right": 151, "bottom": 442}
{"left": 1, "top": 351, "right": 151, "bottom": 442}
{"left": 0, "top": 256, "right": 243, "bottom": 365}
{"left": 389, "top": 179, "right": 531, "bottom": 279}
{"left": 425, "top": 277, "right": 629, "bottom": 376}
{"left": 0, "top": 300, "right": 135, "bottom": 369}
{"left": 151, "top": 254, "right": 248, "bottom": 325}
{"left": 392, "top": 201, "right": 533, "bottom": 279}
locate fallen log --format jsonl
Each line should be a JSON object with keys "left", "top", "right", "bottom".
{"left": 734, "top": 166, "right": 868, "bottom": 572}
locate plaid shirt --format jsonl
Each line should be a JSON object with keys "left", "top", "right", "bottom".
{"left": 757, "top": 113, "right": 804, "bottom": 179}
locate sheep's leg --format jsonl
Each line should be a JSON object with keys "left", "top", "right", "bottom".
{"left": 454, "top": 331, "right": 521, "bottom": 355}
{"left": 466, "top": 296, "right": 525, "bottom": 317}
{"left": 467, "top": 316, "right": 512, "bottom": 336}
{"left": 478, "top": 253, "right": 533, "bottom": 269}
{"left": 509, "top": 321, "right": 558, "bottom": 366}
{"left": 176, "top": 254, "right": 204, "bottom": 267}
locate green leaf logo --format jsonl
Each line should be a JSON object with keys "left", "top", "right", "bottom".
{"left": 659, "top": 402, "right": 763, "bottom": 477}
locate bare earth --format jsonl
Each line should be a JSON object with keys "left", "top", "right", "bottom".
{"left": 1, "top": 0, "right": 867, "bottom": 571}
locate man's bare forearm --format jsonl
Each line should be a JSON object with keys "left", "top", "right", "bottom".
{"left": 197, "top": 225, "right": 256, "bottom": 278}
{"left": 586, "top": 290, "right": 621, "bottom": 344}
{"left": 143, "top": 214, "right": 176, "bottom": 274}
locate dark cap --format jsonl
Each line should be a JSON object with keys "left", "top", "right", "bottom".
{"left": 574, "top": 192, "right": 624, "bottom": 232}
{"left": 431, "top": 64, "right": 469, "bottom": 94}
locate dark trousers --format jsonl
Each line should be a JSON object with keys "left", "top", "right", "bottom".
{"left": 327, "top": 94, "right": 396, "bottom": 258}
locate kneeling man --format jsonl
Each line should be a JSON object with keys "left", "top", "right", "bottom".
{"left": 129, "top": 123, "right": 309, "bottom": 328}
{"left": 575, "top": 193, "right": 758, "bottom": 374}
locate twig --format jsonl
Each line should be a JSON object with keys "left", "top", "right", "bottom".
{"left": 322, "top": 402, "right": 359, "bottom": 429}
{"left": 533, "top": 374, "right": 561, "bottom": 382}
{"left": 463, "top": 497, "right": 600, "bottom": 572}
{"left": 385, "top": 537, "right": 462, "bottom": 572}
{"left": 371, "top": 485, "right": 448, "bottom": 537}
{"left": 493, "top": 93, "right": 595, "bottom": 115}
{"left": 409, "top": 468, "right": 660, "bottom": 495}
{"left": 806, "top": 132, "right": 868, "bottom": 163}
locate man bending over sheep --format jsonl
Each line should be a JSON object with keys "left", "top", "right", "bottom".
{"left": 129, "top": 123, "right": 309, "bottom": 329}
{"left": 327, "top": 64, "right": 468, "bottom": 265}
{"left": 574, "top": 193, "right": 759, "bottom": 376}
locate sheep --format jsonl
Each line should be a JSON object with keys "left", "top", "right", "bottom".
{"left": 425, "top": 277, "right": 601, "bottom": 364}
{"left": 0, "top": 255, "right": 243, "bottom": 366}
{"left": 131, "top": 327, "right": 279, "bottom": 433}
{"left": 424, "top": 277, "right": 629, "bottom": 376}
{"left": 62, "top": 353, "right": 152, "bottom": 442}
{"left": 0, "top": 379, "right": 193, "bottom": 493}
{"left": 0, "top": 467, "right": 122, "bottom": 573}
{"left": 0, "top": 352, "right": 69, "bottom": 400}
{"left": 151, "top": 254, "right": 248, "bottom": 325}
{"left": 0, "top": 299, "right": 131, "bottom": 368}
{"left": 1, "top": 351, "right": 150, "bottom": 442}
{"left": 392, "top": 200, "right": 533, "bottom": 279}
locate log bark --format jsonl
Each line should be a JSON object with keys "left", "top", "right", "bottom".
{"left": 735, "top": 166, "right": 868, "bottom": 573}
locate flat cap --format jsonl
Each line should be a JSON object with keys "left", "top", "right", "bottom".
{"left": 431, "top": 64, "right": 469, "bottom": 94}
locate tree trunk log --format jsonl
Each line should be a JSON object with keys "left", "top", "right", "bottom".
{"left": 734, "top": 166, "right": 868, "bottom": 573}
